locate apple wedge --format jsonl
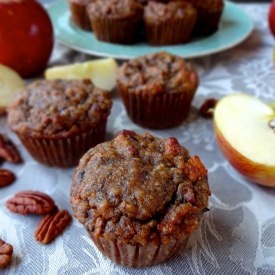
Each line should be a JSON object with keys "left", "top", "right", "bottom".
{"left": 45, "top": 58, "right": 118, "bottom": 91}
{"left": 214, "top": 93, "right": 275, "bottom": 187}
{"left": 0, "top": 64, "right": 25, "bottom": 115}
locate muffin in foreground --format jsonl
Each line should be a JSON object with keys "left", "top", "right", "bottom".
{"left": 144, "top": 1, "right": 197, "bottom": 45}
{"left": 68, "top": 0, "right": 94, "bottom": 31}
{"left": 117, "top": 52, "right": 199, "bottom": 129}
{"left": 187, "top": 0, "right": 224, "bottom": 36}
{"left": 87, "top": 0, "right": 143, "bottom": 44}
{"left": 71, "top": 130, "right": 210, "bottom": 267}
{"left": 7, "top": 79, "right": 112, "bottom": 167}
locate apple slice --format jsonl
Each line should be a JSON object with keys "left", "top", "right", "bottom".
{"left": 45, "top": 58, "right": 118, "bottom": 91}
{"left": 214, "top": 93, "right": 275, "bottom": 187}
{"left": 0, "top": 64, "right": 25, "bottom": 115}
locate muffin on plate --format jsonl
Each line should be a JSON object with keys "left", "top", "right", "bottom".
{"left": 117, "top": 52, "right": 199, "bottom": 129}
{"left": 71, "top": 130, "right": 210, "bottom": 267}
{"left": 7, "top": 79, "right": 112, "bottom": 167}
{"left": 187, "top": 0, "right": 224, "bottom": 36}
{"left": 144, "top": 1, "right": 197, "bottom": 45}
{"left": 87, "top": 0, "right": 143, "bottom": 44}
{"left": 68, "top": 0, "right": 94, "bottom": 31}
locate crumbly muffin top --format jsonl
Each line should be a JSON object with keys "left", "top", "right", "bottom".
{"left": 8, "top": 79, "right": 112, "bottom": 137}
{"left": 117, "top": 52, "right": 199, "bottom": 94}
{"left": 71, "top": 130, "right": 210, "bottom": 245}
{"left": 187, "top": 0, "right": 224, "bottom": 12}
{"left": 144, "top": 1, "right": 197, "bottom": 21}
{"left": 87, "top": 0, "right": 142, "bottom": 19}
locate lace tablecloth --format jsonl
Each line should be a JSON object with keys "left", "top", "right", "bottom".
{"left": 1, "top": 3, "right": 275, "bottom": 275}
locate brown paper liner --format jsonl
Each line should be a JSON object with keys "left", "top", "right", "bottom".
{"left": 69, "top": 1, "right": 92, "bottom": 31}
{"left": 91, "top": 234, "right": 187, "bottom": 267}
{"left": 90, "top": 16, "right": 141, "bottom": 45}
{"left": 145, "top": 16, "right": 197, "bottom": 46}
{"left": 118, "top": 85, "right": 196, "bottom": 129}
{"left": 194, "top": 8, "right": 223, "bottom": 36}
{"left": 16, "top": 122, "right": 106, "bottom": 167}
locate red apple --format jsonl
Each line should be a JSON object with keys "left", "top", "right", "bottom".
{"left": 269, "top": 0, "right": 275, "bottom": 36}
{"left": 214, "top": 93, "right": 275, "bottom": 188}
{"left": 0, "top": 0, "right": 54, "bottom": 78}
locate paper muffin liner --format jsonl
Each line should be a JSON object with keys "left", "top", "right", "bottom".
{"left": 89, "top": 16, "right": 141, "bottom": 44}
{"left": 118, "top": 85, "right": 196, "bottom": 129}
{"left": 145, "top": 16, "right": 197, "bottom": 45}
{"left": 193, "top": 7, "right": 223, "bottom": 36}
{"left": 69, "top": 1, "right": 92, "bottom": 31}
{"left": 91, "top": 234, "right": 188, "bottom": 267}
{"left": 16, "top": 122, "right": 106, "bottom": 167}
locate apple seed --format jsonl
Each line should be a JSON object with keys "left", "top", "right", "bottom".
{"left": 268, "top": 118, "right": 275, "bottom": 131}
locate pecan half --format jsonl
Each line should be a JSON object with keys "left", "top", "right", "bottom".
{"left": 0, "top": 134, "right": 22, "bottom": 163}
{"left": 6, "top": 191, "right": 57, "bottom": 215}
{"left": 0, "top": 169, "right": 16, "bottom": 188}
{"left": 199, "top": 98, "right": 218, "bottom": 119}
{"left": 0, "top": 239, "right": 13, "bottom": 269}
{"left": 35, "top": 210, "right": 72, "bottom": 244}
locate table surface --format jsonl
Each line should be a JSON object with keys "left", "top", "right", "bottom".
{"left": 1, "top": 3, "right": 275, "bottom": 275}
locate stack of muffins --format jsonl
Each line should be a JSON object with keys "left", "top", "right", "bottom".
{"left": 7, "top": 51, "right": 210, "bottom": 267}
{"left": 68, "top": 0, "right": 224, "bottom": 45}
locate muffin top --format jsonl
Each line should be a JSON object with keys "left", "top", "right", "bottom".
{"left": 8, "top": 79, "right": 112, "bottom": 137}
{"left": 117, "top": 52, "right": 199, "bottom": 94}
{"left": 71, "top": 130, "right": 210, "bottom": 245}
{"left": 144, "top": 1, "right": 197, "bottom": 22}
{"left": 87, "top": 0, "right": 142, "bottom": 19}
{"left": 187, "top": 0, "right": 224, "bottom": 12}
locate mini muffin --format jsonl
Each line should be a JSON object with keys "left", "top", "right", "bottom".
{"left": 144, "top": 1, "right": 197, "bottom": 45}
{"left": 187, "top": 0, "right": 224, "bottom": 36}
{"left": 71, "top": 130, "right": 210, "bottom": 267}
{"left": 68, "top": 0, "right": 94, "bottom": 31}
{"left": 117, "top": 52, "right": 199, "bottom": 129}
{"left": 87, "top": 0, "right": 143, "bottom": 44}
{"left": 7, "top": 79, "right": 112, "bottom": 167}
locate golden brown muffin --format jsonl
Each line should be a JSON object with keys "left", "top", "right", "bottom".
{"left": 8, "top": 79, "right": 112, "bottom": 167}
{"left": 117, "top": 52, "right": 199, "bottom": 129}
{"left": 71, "top": 130, "right": 210, "bottom": 267}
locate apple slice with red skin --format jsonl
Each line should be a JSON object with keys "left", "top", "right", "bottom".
{"left": 0, "top": 0, "right": 53, "bottom": 78}
{"left": 214, "top": 93, "right": 275, "bottom": 187}
{"left": 269, "top": 0, "right": 275, "bottom": 36}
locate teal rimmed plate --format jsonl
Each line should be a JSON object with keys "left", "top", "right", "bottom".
{"left": 48, "top": 1, "right": 253, "bottom": 59}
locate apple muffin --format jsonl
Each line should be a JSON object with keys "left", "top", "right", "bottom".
{"left": 117, "top": 52, "right": 199, "bottom": 129}
{"left": 71, "top": 130, "right": 210, "bottom": 267}
{"left": 144, "top": 1, "right": 197, "bottom": 45}
{"left": 68, "top": 0, "right": 94, "bottom": 30}
{"left": 87, "top": 0, "right": 143, "bottom": 44}
{"left": 7, "top": 79, "right": 112, "bottom": 167}
{"left": 187, "top": 0, "right": 224, "bottom": 35}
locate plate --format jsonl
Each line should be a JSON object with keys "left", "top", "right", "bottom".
{"left": 48, "top": 0, "right": 253, "bottom": 59}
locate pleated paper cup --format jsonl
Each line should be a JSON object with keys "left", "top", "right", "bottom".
{"left": 16, "top": 122, "right": 106, "bottom": 168}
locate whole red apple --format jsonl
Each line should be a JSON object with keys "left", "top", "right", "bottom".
{"left": 0, "top": 0, "right": 54, "bottom": 78}
{"left": 269, "top": 0, "right": 275, "bottom": 36}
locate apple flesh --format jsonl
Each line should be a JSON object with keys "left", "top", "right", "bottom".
{"left": 0, "top": 0, "right": 54, "bottom": 78}
{"left": 214, "top": 93, "right": 275, "bottom": 187}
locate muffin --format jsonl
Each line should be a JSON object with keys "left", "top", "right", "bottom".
{"left": 144, "top": 1, "right": 197, "bottom": 45}
{"left": 68, "top": 0, "right": 94, "bottom": 31}
{"left": 87, "top": 0, "right": 143, "bottom": 44}
{"left": 7, "top": 79, "right": 112, "bottom": 167}
{"left": 187, "top": 0, "right": 224, "bottom": 36}
{"left": 71, "top": 130, "right": 210, "bottom": 267}
{"left": 117, "top": 52, "right": 199, "bottom": 129}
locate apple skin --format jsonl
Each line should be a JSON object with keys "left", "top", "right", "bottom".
{"left": 0, "top": 0, "right": 54, "bottom": 78}
{"left": 214, "top": 122, "right": 275, "bottom": 188}
{"left": 269, "top": 0, "right": 275, "bottom": 36}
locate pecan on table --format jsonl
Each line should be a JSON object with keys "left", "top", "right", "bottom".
{"left": 0, "top": 134, "right": 22, "bottom": 163}
{"left": 6, "top": 191, "right": 57, "bottom": 215}
{"left": 0, "top": 169, "right": 16, "bottom": 188}
{"left": 199, "top": 98, "right": 218, "bottom": 119}
{"left": 0, "top": 239, "right": 13, "bottom": 269}
{"left": 35, "top": 210, "right": 72, "bottom": 244}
